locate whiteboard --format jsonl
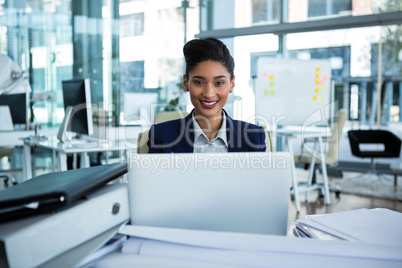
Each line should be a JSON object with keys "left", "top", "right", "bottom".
{"left": 255, "top": 58, "right": 332, "bottom": 126}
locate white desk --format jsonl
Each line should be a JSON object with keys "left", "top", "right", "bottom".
{"left": 0, "top": 130, "right": 34, "bottom": 147}
{"left": 22, "top": 136, "right": 137, "bottom": 181}
{"left": 276, "top": 127, "right": 331, "bottom": 213}
{"left": 0, "top": 128, "right": 58, "bottom": 180}
{"left": 0, "top": 127, "right": 59, "bottom": 147}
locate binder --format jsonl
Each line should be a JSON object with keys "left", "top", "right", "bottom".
{"left": 0, "top": 163, "right": 127, "bottom": 222}
{"left": 0, "top": 183, "right": 130, "bottom": 268}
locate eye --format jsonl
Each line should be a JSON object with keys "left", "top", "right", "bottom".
{"left": 216, "top": 81, "right": 225, "bottom": 86}
{"left": 193, "top": 80, "right": 204, "bottom": 86}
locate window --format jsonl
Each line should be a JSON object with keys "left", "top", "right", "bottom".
{"left": 288, "top": 46, "right": 351, "bottom": 78}
{"left": 120, "top": 61, "right": 145, "bottom": 93}
{"left": 252, "top": 0, "right": 280, "bottom": 24}
{"left": 120, "top": 13, "right": 144, "bottom": 37}
{"left": 308, "top": 0, "right": 351, "bottom": 18}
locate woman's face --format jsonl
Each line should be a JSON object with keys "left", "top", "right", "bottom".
{"left": 183, "top": 60, "right": 235, "bottom": 120}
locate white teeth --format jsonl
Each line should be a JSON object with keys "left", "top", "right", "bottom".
{"left": 202, "top": 101, "right": 217, "bottom": 105}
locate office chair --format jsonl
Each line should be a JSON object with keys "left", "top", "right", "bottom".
{"left": 294, "top": 109, "right": 348, "bottom": 200}
{"left": 0, "top": 147, "right": 17, "bottom": 188}
{"left": 347, "top": 129, "right": 401, "bottom": 182}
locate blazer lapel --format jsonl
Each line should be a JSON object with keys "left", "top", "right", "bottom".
{"left": 224, "top": 110, "right": 240, "bottom": 152}
{"left": 174, "top": 112, "right": 194, "bottom": 153}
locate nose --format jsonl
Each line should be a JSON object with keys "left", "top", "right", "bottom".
{"left": 203, "top": 83, "right": 215, "bottom": 98}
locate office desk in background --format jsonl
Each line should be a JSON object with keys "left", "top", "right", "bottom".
{"left": 276, "top": 126, "right": 331, "bottom": 213}
{"left": 0, "top": 128, "right": 58, "bottom": 181}
{"left": 0, "top": 128, "right": 58, "bottom": 147}
{"left": 22, "top": 136, "right": 138, "bottom": 181}
{"left": 21, "top": 125, "right": 144, "bottom": 181}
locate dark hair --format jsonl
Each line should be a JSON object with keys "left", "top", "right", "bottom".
{"left": 183, "top": 37, "right": 235, "bottom": 79}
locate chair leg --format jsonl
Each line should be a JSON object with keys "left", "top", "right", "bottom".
{"left": 0, "top": 173, "right": 17, "bottom": 188}
{"left": 328, "top": 182, "right": 341, "bottom": 198}
{"left": 304, "top": 162, "right": 316, "bottom": 202}
{"left": 370, "top": 158, "right": 376, "bottom": 174}
{"left": 311, "top": 166, "right": 342, "bottom": 199}
{"left": 343, "top": 159, "right": 395, "bottom": 187}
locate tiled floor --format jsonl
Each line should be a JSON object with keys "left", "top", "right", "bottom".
{"left": 288, "top": 168, "right": 402, "bottom": 222}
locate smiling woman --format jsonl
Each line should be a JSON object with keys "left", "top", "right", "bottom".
{"left": 147, "top": 37, "right": 266, "bottom": 154}
{"left": 183, "top": 60, "right": 234, "bottom": 138}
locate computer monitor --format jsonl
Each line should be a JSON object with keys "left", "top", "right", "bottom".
{"left": 61, "top": 79, "right": 93, "bottom": 138}
{"left": 0, "top": 93, "right": 27, "bottom": 125}
{"left": 123, "top": 92, "right": 158, "bottom": 125}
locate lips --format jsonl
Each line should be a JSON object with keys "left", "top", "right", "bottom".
{"left": 200, "top": 100, "right": 218, "bottom": 108}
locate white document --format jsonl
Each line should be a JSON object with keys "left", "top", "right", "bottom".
{"left": 118, "top": 224, "right": 402, "bottom": 266}
{"left": 117, "top": 238, "right": 402, "bottom": 268}
{"left": 94, "top": 252, "right": 235, "bottom": 268}
{"left": 298, "top": 208, "right": 402, "bottom": 246}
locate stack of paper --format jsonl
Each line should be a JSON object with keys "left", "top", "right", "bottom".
{"left": 295, "top": 208, "right": 402, "bottom": 246}
{"left": 93, "top": 223, "right": 402, "bottom": 268}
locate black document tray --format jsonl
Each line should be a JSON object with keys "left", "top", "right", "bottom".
{"left": 0, "top": 163, "right": 127, "bottom": 222}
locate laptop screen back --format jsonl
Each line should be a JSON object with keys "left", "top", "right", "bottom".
{"left": 128, "top": 152, "right": 291, "bottom": 236}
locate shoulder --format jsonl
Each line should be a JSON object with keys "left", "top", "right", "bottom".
{"left": 152, "top": 115, "right": 189, "bottom": 133}
{"left": 233, "top": 119, "right": 264, "bottom": 130}
{"left": 147, "top": 115, "right": 192, "bottom": 153}
{"left": 149, "top": 114, "right": 191, "bottom": 141}
{"left": 226, "top": 114, "right": 264, "bottom": 132}
{"left": 150, "top": 117, "right": 184, "bottom": 139}
{"left": 225, "top": 115, "right": 266, "bottom": 152}
{"left": 232, "top": 119, "right": 265, "bottom": 141}
{"left": 153, "top": 117, "right": 181, "bottom": 129}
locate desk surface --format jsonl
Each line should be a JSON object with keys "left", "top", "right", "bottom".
{"left": 24, "top": 136, "right": 138, "bottom": 153}
{"left": 276, "top": 126, "right": 331, "bottom": 137}
{"left": 22, "top": 135, "right": 137, "bottom": 181}
{"left": 0, "top": 128, "right": 59, "bottom": 147}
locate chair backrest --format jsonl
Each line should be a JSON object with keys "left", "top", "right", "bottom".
{"left": 137, "top": 130, "right": 150, "bottom": 154}
{"left": 325, "top": 109, "right": 348, "bottom": 164}
{"left": 137, "top": 111, "right": 189, "bottom": 154}
{"left": 348, "top": 129, "right": 402, "bottom": 158}
{"left": 265, "top": 130, "right": 273, "bottom": 152}
{"left": 154, "top": 111, "right": 189, "bottom": 124}
{"left": 0, "top": 147, "right": 13, "bottom": 158}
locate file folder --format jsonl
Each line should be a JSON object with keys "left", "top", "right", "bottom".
{"left": 0, "top": 163, "right": 127, "bottom": 222}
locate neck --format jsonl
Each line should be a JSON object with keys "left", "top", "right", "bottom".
{"left": 194, "top": 111, "right": 224, "bottom": 140}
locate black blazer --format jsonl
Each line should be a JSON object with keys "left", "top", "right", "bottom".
{"left": 147, "top": 110, "right": 266, "bottom": 153}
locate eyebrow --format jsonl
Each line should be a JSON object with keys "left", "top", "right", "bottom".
{"left": 192, "top": 75, "right": 228, "bottom": 80}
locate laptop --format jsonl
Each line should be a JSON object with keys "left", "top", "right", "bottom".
{"left": 127, "top": 152, "right": 291, "bottom": 236}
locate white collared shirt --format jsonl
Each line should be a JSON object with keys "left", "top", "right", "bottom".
{"left": 192, "top": 112, "right": 229, "bottom": 153}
